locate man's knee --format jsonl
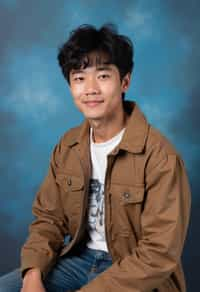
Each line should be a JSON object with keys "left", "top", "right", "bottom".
{"left": 0, "top": 269, "right": 22, "bottom": 292}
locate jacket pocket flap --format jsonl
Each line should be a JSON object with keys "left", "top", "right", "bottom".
{"left": 56, "top": 173, "right": 84, "bottom": 192}
{"left": 110, "top": 184, "right": 145, "bottom": 204}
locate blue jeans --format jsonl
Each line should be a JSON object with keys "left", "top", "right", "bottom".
{"left": 0, "top": 245, "right": 112, "bottom": 292}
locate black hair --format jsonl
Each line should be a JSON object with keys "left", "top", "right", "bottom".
{"left": 57, "top": 23, "right": 134, "bottom": 100}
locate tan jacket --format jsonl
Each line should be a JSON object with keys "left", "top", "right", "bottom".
{"left": 21, "top": 101, "right": 191, "bottom": 292}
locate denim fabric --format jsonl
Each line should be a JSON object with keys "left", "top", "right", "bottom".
{"left": 0, "top": 246, "right": 112, "bottom": 292}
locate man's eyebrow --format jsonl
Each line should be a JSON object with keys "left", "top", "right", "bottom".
{"left": 71, "top": 69, "right": 85, "bottom": 75}
{"left": 96, "top": 66, "right": 112, "bottom": 71}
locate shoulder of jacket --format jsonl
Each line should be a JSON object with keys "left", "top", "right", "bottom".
{"left": 141, "top": 125, "right": 186, "bottom": 177}
{"left": 146, "top": 125, "right": 180, "bottom": 158}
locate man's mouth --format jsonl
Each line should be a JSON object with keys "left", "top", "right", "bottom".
{"left": 84, "top": 100, "right": 104, "bottom": 107}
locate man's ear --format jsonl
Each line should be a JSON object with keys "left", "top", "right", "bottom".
{"left": 121, "top": 73, "right": 131, "bottom": 92}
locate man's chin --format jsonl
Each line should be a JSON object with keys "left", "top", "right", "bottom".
{"left": 86, "top": 115, "right": 102, "bottom": 121}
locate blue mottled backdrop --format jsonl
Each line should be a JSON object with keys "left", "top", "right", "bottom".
{"left": 0, "top": 0, "right": 199, "bottom": 291}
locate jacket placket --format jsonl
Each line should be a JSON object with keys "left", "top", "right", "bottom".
{"left": 104, "top": 152, "right": 118, "bottom": 260}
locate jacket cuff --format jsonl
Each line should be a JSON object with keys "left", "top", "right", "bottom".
{"left": 20, "top": 254, "right": 54, "bottom": 279}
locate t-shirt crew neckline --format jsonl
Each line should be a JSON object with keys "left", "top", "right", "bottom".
{"left": 90, "top": 127, "right": 126, "bottom": 148}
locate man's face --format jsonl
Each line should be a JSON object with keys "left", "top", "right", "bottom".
{"left": 69, "top": 52, "right": 130, "bottom": 122}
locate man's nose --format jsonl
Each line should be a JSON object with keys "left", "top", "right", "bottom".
{"left": 85, "top": 77, "right": 100, "bottom": 95}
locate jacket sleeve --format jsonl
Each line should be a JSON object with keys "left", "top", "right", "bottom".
{"left": 80, "top": 146, "right": 191, "bottom": 292}
{"left": 20, "top": 143, "right": 68, "bottom": 278}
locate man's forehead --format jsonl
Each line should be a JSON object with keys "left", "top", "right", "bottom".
{"left": 71, "top": 64, "right": 113, "bottom": 74}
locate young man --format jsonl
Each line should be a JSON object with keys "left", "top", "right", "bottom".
{"left": 0, "top": 24, "right": 191, "bottom": 292}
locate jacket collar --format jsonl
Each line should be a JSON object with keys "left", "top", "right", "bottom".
{"left": 117, "top": 100, "right": 149, "bottom": 154}
{"left": 66, "top": 100, "right": 149, "bottom": 154}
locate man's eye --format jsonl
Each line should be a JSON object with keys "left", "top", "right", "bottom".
{"left": 74, "top": 76, "right": 84, "bottom": 81}
{"left": 99, "top": 74, "right": 110, "bottom": 79}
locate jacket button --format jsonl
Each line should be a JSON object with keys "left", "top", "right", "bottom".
{"left": 123, "top": 192, "right": 130, "bottom": 199}
{"left": 67, "top": 178, "right": 72, "bottom": 186}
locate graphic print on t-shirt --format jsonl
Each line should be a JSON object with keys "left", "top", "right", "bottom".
{"left": 88, "top": 178, "right": 105, "bottom": 239}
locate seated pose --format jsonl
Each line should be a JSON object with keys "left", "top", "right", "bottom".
{"left": 0, "top": 23, "right": 191, "bottom": 292}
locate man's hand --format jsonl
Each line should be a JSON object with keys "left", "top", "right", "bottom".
{"left": 21, "top": 268, "right": 46, "bottom": 292}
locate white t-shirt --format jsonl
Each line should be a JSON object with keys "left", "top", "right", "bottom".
{"left": 87, "top": 127, "right": 125, "bottom": 251}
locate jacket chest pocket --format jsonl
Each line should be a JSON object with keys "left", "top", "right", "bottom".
{"left": 56, "top": 173, "right": 84, "bottom": 234}
{"left": 109, "top": 183, "right": 145, "bottom": 240}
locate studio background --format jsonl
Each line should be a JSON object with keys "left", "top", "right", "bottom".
{"left": 0, "top": 1, "right": 199, "bottom": 291}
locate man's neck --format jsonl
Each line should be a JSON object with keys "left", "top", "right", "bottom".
{"left": 89, "top": 111, "right": 129, "bottom": 143}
